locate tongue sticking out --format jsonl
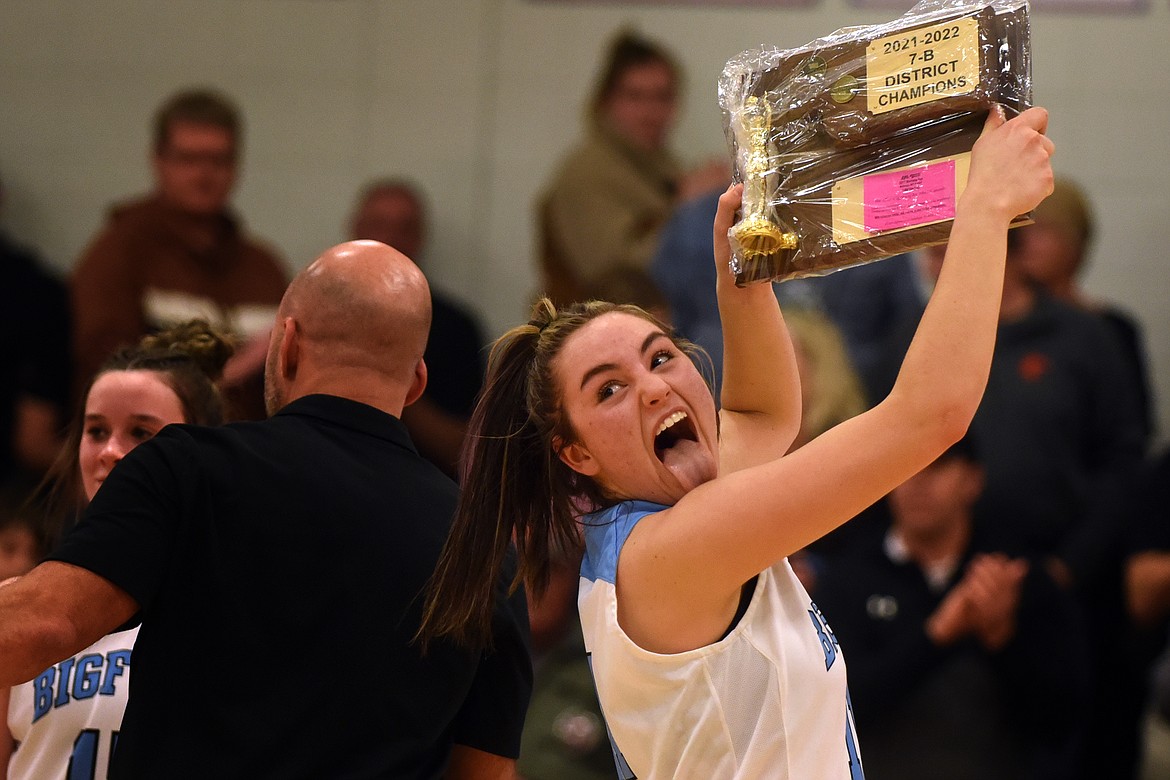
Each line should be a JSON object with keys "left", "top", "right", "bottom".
{"left": 659, "top": 437, "right": 712, "bottom": 491}
{"left": 654, "top": 413, "right": 711, "bottom": 491}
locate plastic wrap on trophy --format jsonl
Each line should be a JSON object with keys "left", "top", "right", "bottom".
{"left": 719, "top": 0, "right": 1032, "bottom": 285}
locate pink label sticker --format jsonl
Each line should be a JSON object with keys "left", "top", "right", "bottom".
{"left": 863, "top": 160, "right": 957, "bottom": 234}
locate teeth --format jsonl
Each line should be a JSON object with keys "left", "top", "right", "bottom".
{"left": 657, "top": 411, "right": 687, "bottom": 436}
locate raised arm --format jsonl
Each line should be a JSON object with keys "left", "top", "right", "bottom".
{"left": 887, "top": 108, "right": 1053, "bottom": 433}
{"left": 621, "top": 107, "right": 1054, "bottom": 652}
{"left": 0, "top": 562, "right": 138, "bottom": 687}
{"left": 725, "top": 106, "right": 1052, "bottom": 566}
{"left": 714, "top": 184, "right": 803, "bottom": 474}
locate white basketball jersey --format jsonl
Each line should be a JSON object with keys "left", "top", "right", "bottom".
{"left": 7, "top": 627, "right": 137, "bottom": 780}
{"left": 579, "top": 501, "right": 863, "bottom": 779}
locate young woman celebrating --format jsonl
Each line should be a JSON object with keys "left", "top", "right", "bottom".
{"left": 421, "top": 106, "right": 1054, "bottom": 779}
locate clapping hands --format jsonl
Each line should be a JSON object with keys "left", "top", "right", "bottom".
{"left": 927, "top": 553, "right": 1029, "bottom": 651}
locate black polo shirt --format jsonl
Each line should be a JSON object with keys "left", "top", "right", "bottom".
{"left": 51, "top": 394, "right": 531, "bottom": 779}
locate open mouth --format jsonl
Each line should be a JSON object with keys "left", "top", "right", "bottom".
{"left": 654, "top": 410, "right": 699, "bottom": 461}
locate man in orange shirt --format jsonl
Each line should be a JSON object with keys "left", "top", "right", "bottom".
{"left": 71, "top": 88, "right": 287, "bottom": 418}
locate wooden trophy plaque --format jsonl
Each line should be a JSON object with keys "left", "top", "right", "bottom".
{"left": 719, "top": 1, "right": 1032, "bottom": 285}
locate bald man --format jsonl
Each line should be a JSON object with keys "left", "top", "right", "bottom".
{"left": 0, "top": 241, "right": 532, "bottom": 778}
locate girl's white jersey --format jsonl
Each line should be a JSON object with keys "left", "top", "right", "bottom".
{"left": 8, "top": 627, "right": 137, "bottom": 780}
{"left": 579, "top": 501, "right": 863, "bottom": 779}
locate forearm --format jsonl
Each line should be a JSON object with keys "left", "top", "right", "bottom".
{"left": 718, "top": 279, "right": 801, "bottom": 423}
{"left": 0, "top": 592, "right": 80, "bottom": 686}
{"left": 0, "top": 563, "right": 137, "bottom": 686}
{"left": 714, "top": 186, "right": 802, "bottom": 465}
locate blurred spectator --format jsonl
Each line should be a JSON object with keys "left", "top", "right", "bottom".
{"left": 813, "top": 437, "right": 1089, "bottom": 780}
{"left": 873, "top": 234, "right": 1147, "bottom": 590}
{"left": 349, "top": 179, "right": 486, "bottom": 479}
{"left": 873, "top": 231, "right": 1149, "bottom": 778}
{"left": 70, "top": 87, "right": 287, "bottom": 420}
{"left": 537, "top": 30, "right": 727, "bottom": 305}
{"left": 0, "top": 172, "right": 71, "bottom": 485}
{"left": 1015, "top": 176, "right": 1154, "bottom": 441}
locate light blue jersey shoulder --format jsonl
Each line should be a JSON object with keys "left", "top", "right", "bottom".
{"left": 580, "top": 500, "right": 668, "bottom": 585}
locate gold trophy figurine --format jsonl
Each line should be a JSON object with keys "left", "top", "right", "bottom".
{"left": 730, "top": 95, "right": 796, "bottom": 282}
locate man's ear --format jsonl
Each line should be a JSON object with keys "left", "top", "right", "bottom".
{"left": 404, "top": 358, "right": 428, "bottom": 408}
{"left": 278, "top": 316, "right": 299, "bottom": 381}
{"left": 556, "top": 437, "right": 600, "bottom": 477}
